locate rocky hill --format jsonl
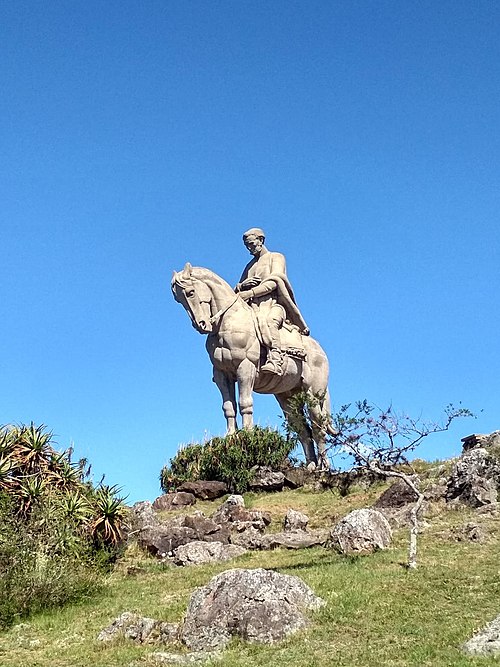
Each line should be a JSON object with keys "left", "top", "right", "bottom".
{"left": 1, "top": 432, "right": 500, "bottom": 667}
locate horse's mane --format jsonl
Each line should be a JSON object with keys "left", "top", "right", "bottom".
{"left": 172, "top": 266, "right": 234, "bottom": 293}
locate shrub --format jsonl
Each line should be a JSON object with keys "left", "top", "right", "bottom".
{"left": 0, "top": 493, "right": 100, "bottom": 629}
{"left": 0, "top": 423, "right": 129, "bottom": 628}
{"left": 160, "top": 427, "right": 294, "bottom": 493}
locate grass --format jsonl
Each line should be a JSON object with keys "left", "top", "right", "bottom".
{"left": 0, "top": 484, "right": 499, "bottom": 666}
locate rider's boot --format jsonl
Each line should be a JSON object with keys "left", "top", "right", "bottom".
{"left": 261, "top": 348, "right": 284, "bottom": 375}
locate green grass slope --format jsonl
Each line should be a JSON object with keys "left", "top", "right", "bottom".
{"left": 0, "top": 483, "right": 499, "bottom": 667}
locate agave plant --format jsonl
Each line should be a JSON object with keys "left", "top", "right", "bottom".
{"left": 89, "top": 485, "right": 128, "bottom": 547}
{"left": 58, "top": 489, "right": 93, "bottom": 524}
{"left": 14, "top": 423, "right": 53, "bottom": 475}
{"left": 17, "top": 475, "right": 48, "bottom": 516}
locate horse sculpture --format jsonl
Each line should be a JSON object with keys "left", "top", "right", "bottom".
{"left": 171, "top": 263, "right": 334, "bottom": 468}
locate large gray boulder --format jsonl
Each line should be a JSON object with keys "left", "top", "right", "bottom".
{"left": 177, "top": 480, "right": 228, "bottom": 500}
{"left": 129, "top": 501, "right": 159, "bottom": 532}
{"left": 248, "top": 466, "right": 285, "bottom": 492}
{"left": 446, "top": 448, "right": 500, "bottom": 507}
{"left": 153, "top": 492, "right": 197, "bottom": 511}
{"left": 181, "top": 568, "right": 325, "bottom": 650}
{"left": 173, "top": 541, "right": 247, "bottom": 566}
{"left": 463, "top": 613, "right": 500, "bottom": 656}
{"left": 330, "top": 508, "right": 392, "bottom": 554}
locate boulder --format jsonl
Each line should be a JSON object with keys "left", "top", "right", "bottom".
{"left": 284, "top": 508, "right": 309, "bottom": 532}
{"left": 153, "top": 492, "right": 197, "bottom": 511}
{"left": 330, "top": 508, "right": 392, "bottom": 554}
{"left": 138, "top": 512, "right": 230, "bottom": 558}
{"left": 211, "top": 495, "right": 271, "bottom": 532}
{"left": 97, "top": 612, "right": 179, "bottom": 644}
{"left": 463, "top": 613, "right": 500, "bottom": 656}
{"left": 138, "top": 525, "right": 199, "bottom": 558}
{"left": 445, "top": 448, "right": 500, "bottom": 507}
{"left": 260, "top": 529, "right": 329, "bottom": 550}
{"left": 129, "top": 501, "right": 159, "bottom": 532}
{"left": 173, "top": 541, "right": 247, "bottom": 566}
{"left": 150, "top": 651, "right": 220, "bottom": 665}
{"left": 229, "top": 526, "right": 265, "bottom": 550}
{"left": 180, "top": 568, "right": 325, "bottom": 650}
{"left": 182, "top": 512, "right": 230, "bottom": 544}
{"left": 461, "top": 431, "right": 500, "bottom": 452}
{"left": 176, "top": 480, "right": 228, "bottom": 500}
{"left": 248, "top": 466, "right": 285, "bottom": 492}
{"left": 373, "top": 478, "right": 419, "bottom": 509}
{"left": 282, "top": 466, "right": 311, "bottom": 489}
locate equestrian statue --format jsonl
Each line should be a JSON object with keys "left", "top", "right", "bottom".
{"left": 171, "top": 228, "right": 334, "bottom": 469}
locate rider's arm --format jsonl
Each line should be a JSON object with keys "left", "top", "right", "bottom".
{"left": 247, "top": 252, "right": 286, "bottom": 298}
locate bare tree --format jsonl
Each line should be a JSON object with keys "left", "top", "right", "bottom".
{"left": 285, "top": 398, "right": 474, "bottom": 569}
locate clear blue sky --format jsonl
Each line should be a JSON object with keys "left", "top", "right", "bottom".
{"left": 1, "top": 1, "right": 498, "bottom": 503}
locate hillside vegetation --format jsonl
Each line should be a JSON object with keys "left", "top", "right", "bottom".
{"left": 1, "top": 473, "right": 499, "bottom": 667}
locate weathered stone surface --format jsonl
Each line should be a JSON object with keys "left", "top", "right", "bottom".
{"left": 248, "top": 466, "right": 285, "bottom": 491}
{"left": 211, "top": 495, "right": 271, "bottom": 532}
{"left": 172, "top": 231, "right": 333, "bottom": 470}
{"left": 284, "top": 508, "right": 309, "bottom": 532}
{"left": 229, "top": 526, "right": 265, "bottom": 550}
{"left": 151, "top": 651, "right": 221, "bottom": 665}
{"left": 462, "top": 431, "right": 500, "bottom": 452}
{"left": 260, "top": 529, "right": 328, "bottom": 550}
{"left": 97, "top": 612, "right": 179, "bottom": 644}
{"left": 373, "top": 478, "right": 419, "bottom": 509}
{"left": 173, "top": 541, "right": 247, "bottom": 566}
{"left": 129, "top": 501, "right": 159, "bottom": 532}
{"left": 182, "top": 513, "right": 231, "bottom": 544}
{"left": 153, "top": 492, "right": 197, "bottom": 511}
{"left": 445, "top": 448, "right": 500, "bottom": 507}
{"left": 138, "top": 525, "right": 198, "bottom": 558}
{"left": 330, "top": 508, "right": 392, "bottom": 554}
{"left": 138, "top": 512, "right": 231, "bottom": 558}
{"left": 282, "top": 466, "right": 311, "bottom": 489}
{"left": 463, "top": 614, "right": 500, "bottom": 656}
{"left": 423, "top": 480, "right": 448, "bottom": 502}
{"left": 181, "top": 568, "right": 325, "bottom": 650}
{"left": 177, "top": 480, "right": 228, "bottom": 500}
{"left": 376, "top": 504, "right": 427, "bottom": 530}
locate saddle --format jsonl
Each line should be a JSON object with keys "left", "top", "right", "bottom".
{"left": 249, "top": 308, "right": 307, "bottom": 362}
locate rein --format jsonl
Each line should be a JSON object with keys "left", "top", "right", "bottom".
{"left": 209, "top": 294, "right": 240, "bottom": 325}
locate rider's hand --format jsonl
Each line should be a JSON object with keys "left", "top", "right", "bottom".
{"left": 238, "top": 290, "right": 253, "bottom": 301}
{"left": 240, "top": 277, "right": 261, "bottom": 289}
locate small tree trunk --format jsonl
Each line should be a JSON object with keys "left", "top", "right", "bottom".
{"left": 369, "top": 463, "right": 424, "bottom": 570}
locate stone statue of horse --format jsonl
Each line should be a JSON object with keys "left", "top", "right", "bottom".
{"left": 171, "top": 263, "right": 334, "bottom": 468}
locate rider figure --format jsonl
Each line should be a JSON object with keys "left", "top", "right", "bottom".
{"left": 235, "top": 228, "right": 310, "bottom": 375}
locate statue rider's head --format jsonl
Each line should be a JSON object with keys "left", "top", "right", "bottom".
{"left": 243, "top": 228, "right": 265, "bottom": 257}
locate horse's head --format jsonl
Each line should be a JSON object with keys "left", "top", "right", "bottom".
{"left": 171, "top": 263, "right": 215, "bottom": 334}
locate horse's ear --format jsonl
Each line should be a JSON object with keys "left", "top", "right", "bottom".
{"left": 183, "top": 262, "right": 193, "bottom": 276}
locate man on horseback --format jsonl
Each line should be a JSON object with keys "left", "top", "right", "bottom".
{"left": 235, "top": 228, "right": 310, "bottom": 375}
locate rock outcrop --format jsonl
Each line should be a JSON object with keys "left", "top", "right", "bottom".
{"left": 173, "top": 541, "right": 247, "bottom": 566}
{"left": 180, "top": 568, "right": 325, "bottom": 650}
{"left": 330, "top": 508, "right": 392, "bottom": 554}
{"left": 445, "top": 448, "right": 500, "bottom": 507}
{"left": 463, "top": 613, "right": 500, "bottom": 656}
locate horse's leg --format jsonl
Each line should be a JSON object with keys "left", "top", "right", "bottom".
{"left": 213, "top": 368, "right": 237, "bottom": 433}
{"left": 275, "top": 393, "right": 318, "bottom": 466}
{"left": 236, "top": 358, "right": 256, "bottom": 429}
{"left": 307, "top": 389, "right": 332, "bottom": 470}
